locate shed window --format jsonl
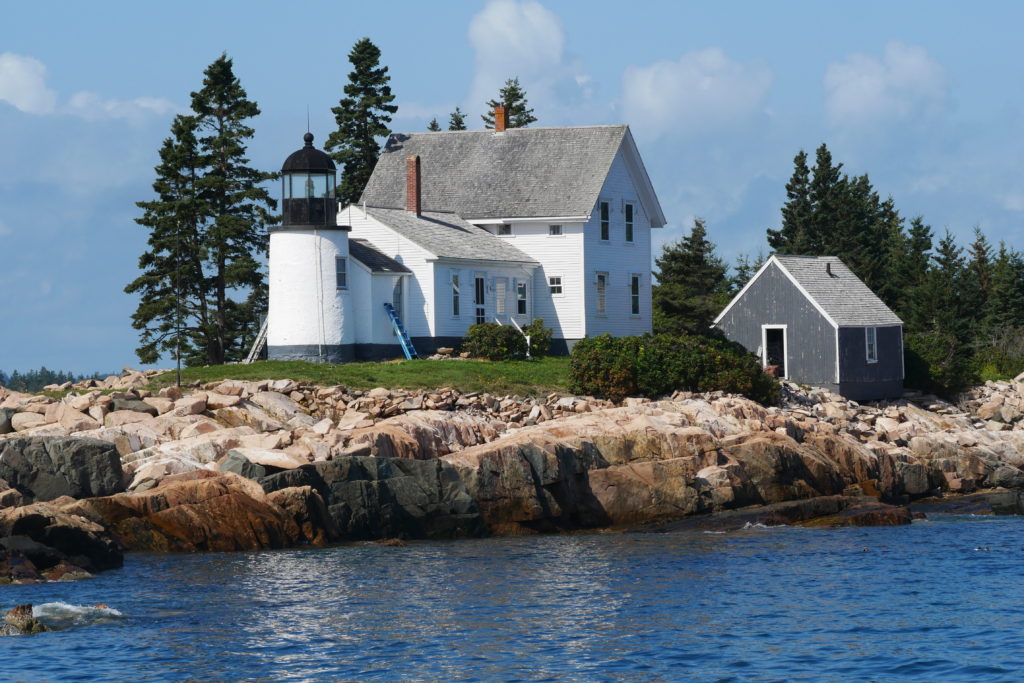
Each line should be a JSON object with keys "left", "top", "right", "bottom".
{"left": 600, "top": 201, "right": 610, "bottom": 241}
{"left": 335, "top": 257, "right": 347, "bottom": 289}
{"left": 625, "top": 203, "right": 634, "bottom": 242}
{"left": 866, "top": 327, "right": 878, "bottom": 363}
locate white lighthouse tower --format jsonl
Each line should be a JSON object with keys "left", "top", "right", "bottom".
{"left": 267, "top": 133, "right": 354, "bottom": 363}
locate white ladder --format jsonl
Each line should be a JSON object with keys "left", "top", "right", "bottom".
{"left": 243, "top": 318, "right": 269, "bottom": 364}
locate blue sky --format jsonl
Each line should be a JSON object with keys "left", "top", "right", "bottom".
{"left": 1, "top": 0, "right": 1022, "bottom": 373}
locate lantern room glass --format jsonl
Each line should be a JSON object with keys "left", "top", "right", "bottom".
{"left": 283, "top": 172, "right": 334, "bottom": 199}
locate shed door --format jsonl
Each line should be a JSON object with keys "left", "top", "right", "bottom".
{"left": 763, "top": 326, "right": 787, "bottom": 378}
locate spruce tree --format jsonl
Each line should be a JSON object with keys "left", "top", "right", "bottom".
{"left": 766, "top": 151, "right": 812, "bottom": 254}
{"left": 652, "top": 218, "right": 730, "bottom": 336}
{"left": 427, "top": 118, "right": 441, "bottom": 132}
{"left": 326, "top": 38, "right": 398, "bottom": 205}
{"left": 890, "top": 216, "right": 933, "bottom": 329}
{"left": 987, "top": 244, "right": 1024, "bottom": 331}
{"left": 448, "top": 106, "right": 467, "bottom": 131}
{"left": 481, "top": 77, "right": 537, "bottom": 128}
{"left": 190, "top": 54, "right": 276, "bottom": 365}
{"left": 125, "top": 114, "right": 211, "bottom": 365}
{"left": 730, "top": 252, "right": 766, "bottom": 293}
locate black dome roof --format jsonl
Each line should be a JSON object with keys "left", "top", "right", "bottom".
{"left": 282, "top": 133, "right": 336, "bottom": 172}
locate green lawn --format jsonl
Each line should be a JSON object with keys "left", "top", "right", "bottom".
{"left": 148, "top": 357, "right": 572, "bottom": 396}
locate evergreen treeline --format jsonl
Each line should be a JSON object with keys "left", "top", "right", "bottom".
{"left": 0, "top": 368, "right": 108, "bottom": 393}
{"left": 654, "top": 142, "right": 1024, "bottom": 396}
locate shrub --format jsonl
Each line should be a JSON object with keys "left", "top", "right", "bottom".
{"left": 569, "top": 333, "right": 779, "bottom": 404}
{"left": 463, "top": 322, "right": 527, "bottom": 361}
{"left": 523, "top": 318, "right": 553, "bottom": 358}
{"left": 904, "top": 330, "right": 977, "bottom": 397}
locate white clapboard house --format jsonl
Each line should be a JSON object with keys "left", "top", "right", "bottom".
{"left": 266, "top": 106, "right": 666, "bottom": 363}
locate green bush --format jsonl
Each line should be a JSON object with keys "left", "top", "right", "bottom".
{"left": 904, "top": 330, "right": 977, "bottom": 397}
{"left": 569, "top": 333, "right": 779, "bottom": 405}
{"left": 463, "top": 322, "right": 527, "bottom": 361}
{"left": 523, "top": 318, "right": 553, "bottom": 358}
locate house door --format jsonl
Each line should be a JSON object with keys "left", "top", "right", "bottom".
{"left": 494, "top": 277, "right": 508, "bottom": 319}
{"left": 392, "top": 278, "right": 403, "bottom": 320}
{"left": 763, "top": 326, "right": 787, "bottom": 378}
{"left": 474, "top": 274, "right": 486, "bottom": 324}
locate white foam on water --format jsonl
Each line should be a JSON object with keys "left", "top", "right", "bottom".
{"left": 32, "top": 602, "right": 124, "bottom": 630}
{"left": 702, "top": 530, "right": 726, "bottom": 535}
{"left": 740, "top": 522, "right": 785, "bottom": 531}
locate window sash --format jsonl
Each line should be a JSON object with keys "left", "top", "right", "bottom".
{"left": 600, "top": 201, "right": 609, "bottom": 241}
{"left": 549, "top": 224, "right": 562, "bottom": 236}
{"left": 866, "top": 327, "right": 878, "bottom": 362}
{"left": 335, "top": 257, "right": 347, "bottom": 289}
{"left": 548, "top": 276, "right": 562, "bottom": 295}
{"left": 630, "top": 274, "right": 640, "bottom": 314}
{"left": 625, "top": 203, "right": 634, "bottom": 242}
{"left": 517, "top": 281, "right": 527, "bottom": 315}
{"left": 451, "top": 273, "right": 460, "bottom": 316}
{"left": 596, "top": 273, "right": 607, "bottom": 313}
{"left": 497, "top": 224, "right": 512, "bottom": 236}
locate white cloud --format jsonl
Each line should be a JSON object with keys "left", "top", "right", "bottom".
{"left": 0, "top": 53, "right": 57, "bottom": 114}
{"left": 467, "top": 0, "right": 592, "bottom": 123}
{"left": 824, "top": 42, "right": 947, "bottom": 127}
{"left": 65, "top": 91, "right": 178, "bottom": 122}
{"left": 621, "top": 48, "right": 773, "bottom": 138}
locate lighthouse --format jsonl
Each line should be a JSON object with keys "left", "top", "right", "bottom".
{"left": 267, "top": 133, "right": 354, "bottom": 363}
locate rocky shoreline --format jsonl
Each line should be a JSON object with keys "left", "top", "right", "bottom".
{"left": 2, "top": 371, "right": 1024, "bottom": 589}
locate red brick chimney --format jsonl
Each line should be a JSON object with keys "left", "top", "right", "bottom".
{"left": 494, "top": 104, "right": 507, "bottom": 132}
{"left": 406, "top": 154, "right": 421, "bottom": 214}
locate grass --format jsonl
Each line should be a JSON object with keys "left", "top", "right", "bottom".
{"left": 147, "top": 357, "right": 572, "bottom": 396}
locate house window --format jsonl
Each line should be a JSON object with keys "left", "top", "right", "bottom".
{"left": 497, "top": 224, "right": 512, "bottom": 236}
{"left": 451, "top": 272, "right": 460, "bottom": 316}
{"left": 335, "top": 257, "right": 347, "bottom": 289}
{"left": 548, "top": 276, "right": 563, "bottom": 296}
{"left": 517, "top": 281, "right": 528, "bottom": 315}
{"left": 630, "top": 274, "right": 640, "bottom": 314}
{"left": 475, "top": 274, "right": 486, "bottom": 324}
{"left": 625, "top": 203, "right": 634, "bottom": 242}
{"left": 495, "top": 278, "right": 507, "bottom": 315}
{"left": 596, "top": 272, "right": 608, "bottom": 314}
{"left": 866, "top": 327, "right": 878, "bottom": 362}
{"left": 600, "top": 201, "right": 610, "bottom": 241}
{"left": 549, "top": 224, "right": 562, "bottom": 236}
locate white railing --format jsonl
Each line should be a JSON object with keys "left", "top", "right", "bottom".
{"left": 493, "top": 316, "right": 531, "bottom": 359}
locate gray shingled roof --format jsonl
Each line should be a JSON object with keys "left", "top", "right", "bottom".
{"left": 349, "top": 239, "right": 411, "bottom": 274}
{"left": 359, "top": 126, "right": 629, "bottom": 219}
{"left": 774, "top": 255, "right": 903, "bottom": 326}
{"left": 365, "top": 207, "right": 537, "bottom": 264}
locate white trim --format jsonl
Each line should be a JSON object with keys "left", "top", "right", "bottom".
{"left": 835, "top": 330, "right": 841, "bottom": 383}
{"left": 619, "top": 127, "right": 667, "bottom": 228}
{"left": 466, "top": 215, "right": 590, "bottom": 225}
{"left": 899, "top": 326, "right": 905, "bottom": 380}
{"left": 761, "top": 324, "right": 788, "bottom": 379}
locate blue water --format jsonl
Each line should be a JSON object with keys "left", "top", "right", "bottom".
{"left": 4, "top": 516, "right": 1024, "bottom": 682}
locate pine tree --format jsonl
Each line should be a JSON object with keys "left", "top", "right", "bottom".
{"left": 427, "top": 118, "right": 441, "bottom": 132}
{"left": 326, "top": 38, "right": 398, "bottom": 205}
{"left": 652, "top": 218, "right": 730, "bottom": 336}
{"left": 730, "top": 252, "right": 766, "bottom": 293}
{"left": 766, "top": 151, "right": 812, "bottom": 254}
{"left": 890, "top": 216, "right": 933, "bottom": 329}
{"left": 481, "top": 77, "right": 537, "bottom": 128}
{"left": 965, "top": 226, "right": 994, "bottom": 332}
{"left": 125, "top": 114, "right": 211, "bottom": 365}
{"left": 987, "top": 244, "right": 1024, "bottom": 331}
{"left": 190, "top": 54, "right": 276, "bottom": 365}
{"left": 448, "top": 106, "right": 467, "bottom": 131}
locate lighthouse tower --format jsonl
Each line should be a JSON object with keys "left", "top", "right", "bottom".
{"left": 267, "top": 133, "right": 353, "bottom": 363}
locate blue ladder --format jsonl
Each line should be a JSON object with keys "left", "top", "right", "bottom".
{"left": 384, "top": 303, "right": 419, "bottom": 360}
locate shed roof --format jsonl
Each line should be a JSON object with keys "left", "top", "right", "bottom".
{"left": 771, "top": 255, "right": 903, "bottom": 326}
{"left": 359, "top": 125, "right": 664, "bottom": 224}
{"left": 348, "top": 239, "right": 411, "bottom": 274}
{"left": 364, "top": 207, "right": 537, "bottom": 264}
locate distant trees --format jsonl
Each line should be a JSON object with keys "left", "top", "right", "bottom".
{"left": 653, "top": 218, "right": 730, "bottom": 336}
{"left": 448, "top": 106, "right": 467, "bottom": 131}
{"left": 126, "top": 54, "right": 275, "bottom": 367}
{"left": 0, "top": 367, "right": 107, "bottom": 393}
{"left": 326, "top": 38, "right": 398, "bottom": 205}
{"left": 482, "top": 77, "right": 536, "bottom": 128}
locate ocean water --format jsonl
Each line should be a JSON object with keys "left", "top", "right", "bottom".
{"left": 4, "top": 515, "right": 1024, "bottom": 682}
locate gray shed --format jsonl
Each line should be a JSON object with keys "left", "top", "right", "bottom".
{"left": 714, "top": 255, "right": 904, "bottom": 401}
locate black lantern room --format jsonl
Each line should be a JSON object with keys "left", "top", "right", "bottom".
{"left": 280, "top": 133, "right": 338, "bottom": 227}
